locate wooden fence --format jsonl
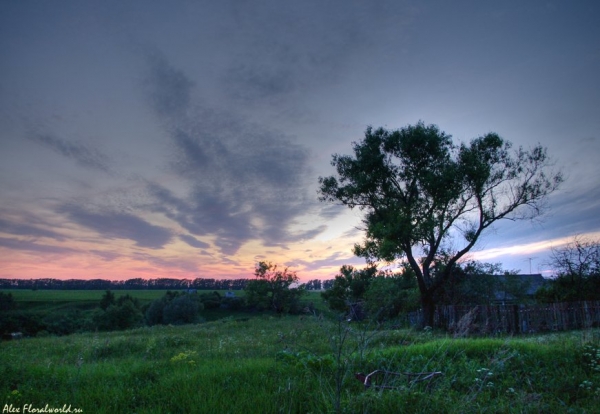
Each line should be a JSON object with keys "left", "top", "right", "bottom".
{"left": 409, "top": 301, "right": 600, "bottom": 334}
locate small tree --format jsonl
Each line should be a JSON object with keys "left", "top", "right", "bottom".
{"left": 0, "top": 292, "right": 16, "bottom": 312}
{"left": 145, "top": 291, "right": 203, "bottom": 325}
{"left": 537, "top": 237, "right": 600, "bottom": 302}
{"left": 245, "top": 261, "right": 304, "bottom": 313}
{"left": 319, "top": 122, "right": 562, "bottom": 326}
{"left": 322, "top": 264, "right": 419, "bottom": 320}
{"left": 363, "top": 270, "right": 419, "bottom": 320}
{"left": 94, "top": 297, "right": 144, "bottom": 331}
{"left": 99, "top": 290, "right": 116, "bottom": 310}
{"left": 163, "top": 294, "right": 203, "bottom": 325}
{"left": 321, "top": 265, "right": 380, "bottom": 312}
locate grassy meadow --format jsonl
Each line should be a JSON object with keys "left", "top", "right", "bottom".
{"left": 0, "top": 289, "right": 257, "bottom": 326}
{"left": 1, "top": 292, "right": 600, "bottom": 413}
{"left": 0, "top": 289, "right": 241, "bottom": 308}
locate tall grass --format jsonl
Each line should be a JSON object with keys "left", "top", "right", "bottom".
{"left": 1, "top": 315, "right": 599, "bottom": 413}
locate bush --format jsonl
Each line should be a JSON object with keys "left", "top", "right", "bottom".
{"left": 199, "top": 291, "right": 222, "bottom": 309}
{"left": 93, "top": 298, "right": 144, "bottom": 331}
{"left": 364, "top": 275, "right": 419, "bottom": 320}
{"left": 99, "top": 290, "right": 116, "bottom": 310}
{"left": 145, "top": 297, "right": 168, "bottom": 326}
{"left": 0, "top": 310, "right": 44, "bottom": 336}
{"left": 42, "top": 308, "right": 89, "bottom": 335}
{"left": 145, "top": 292, "right": 204, "bottom": 325}
{"left": 220, "top": 296, "right": 244, "bottom": 311}
{"left": 245, "top": 262, "right": 305, "bottom": 314}
{"left": 322, "top": 264, "right": 418, "bottom": 320}
{"left": 163, "top": 294, "right": 203, "bottom": 325}
{"left": 0, "top": 292, "right": 16, "bottom": 311}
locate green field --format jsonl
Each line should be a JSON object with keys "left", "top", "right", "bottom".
{"left": 1, "top": 292, "right": 600, "bottom": 413}
{"left": 0, "top": 289, "right": 241, "bottom": 302}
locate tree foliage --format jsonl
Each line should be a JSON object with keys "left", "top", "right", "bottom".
{"left": 145, "top": 291, "right": 204, "bottom": 326}
{"left": 321, "top": 265, "right": 380, "bottom": 312}
{"left": 99, "top": 290, "right": 116, "bottom": 310}
{"left": 245, "top": 261, "right": 305, "bottom": 313}
{"left": 0, "top": 292, "right": 16, "bottom": 312}
{"left": 537, "top": 237, "right": 600, "bottom": 302}
{"left": 363, "top": 267, "right": 420, "bottom": 320}
{"left": 321, "top": 264, "right": 419, "bottom": 320}
{"left": 163, "top": 294, "right": 202, "bottom": 325}
{"left": 319, "top": 122, "right": 562, "bottom": 325}
{"left": 94, "top": 296, "right": 144, "bottom": 331}
{"left": 436, "top": 261, "right": 531, "bottom": 305}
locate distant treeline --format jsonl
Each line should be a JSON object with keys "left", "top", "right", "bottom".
{"left": 0, "top": 278, "right": 332, "bottom": 291}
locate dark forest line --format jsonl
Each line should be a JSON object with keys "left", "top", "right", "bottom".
{"left": 0, "top": 277, "right": 330, "bottom": 291}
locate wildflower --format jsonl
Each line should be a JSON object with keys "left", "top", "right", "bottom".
{"left": 170, "top": 350, "right": 198, "bottom": 365}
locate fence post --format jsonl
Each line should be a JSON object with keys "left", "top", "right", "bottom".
{"left": 513, "top": 304, "right": 520, "bottom": 334}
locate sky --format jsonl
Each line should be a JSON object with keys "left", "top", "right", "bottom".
{"left": 1, "top": 0, "right": 599, "bottom": 282}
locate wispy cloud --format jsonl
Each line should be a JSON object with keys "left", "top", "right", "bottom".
{"left": 144, "top": 52, "right": 194, "bottom": 118}
{"left": 179, "top": 234, "right": 210, "bottom": 249}
{"left": 59, "top": 204, "right": 173, "bottom": 249}
{"left": 142, "top": 53, "right": 326, "bottom": 254}
{"left": 220, "top": 1, "right": 407, "bottom": 106}
{"left": 0, "top": 217, "right": 65, "bottom": 241}
{"left": 29, "top": 133, "right": 110, "bottom": 172}
{"left": 287, "top": 251, "right": 365, "bottom": 272}
{"left": 319, "top": 205, "right": 347, "bottom": 220}
{"left": 0, "top": 237, "right": 78, "bottom": 255}
{"left": 470, "top": 231, "right": 600, "bottom": 262}
{"left": 89, "top": 250, "right": 121, "bottom": 261}
{"left": 131, "top": 251, "right": 199, "bottom": 273}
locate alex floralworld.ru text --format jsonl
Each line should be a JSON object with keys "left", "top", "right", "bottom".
{"left": 3, "top": 404, "right": 82, "bottom": 413}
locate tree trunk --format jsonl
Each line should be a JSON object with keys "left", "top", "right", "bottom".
{"left": 421, "top": 293, "right": 436, "bottom": 328}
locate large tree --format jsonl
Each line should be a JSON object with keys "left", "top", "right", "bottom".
{"left": 319, "top": 122, "right": 562, "bottom": 326}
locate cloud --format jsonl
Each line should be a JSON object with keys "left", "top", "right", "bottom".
{"left": 0, "top": 217, "right": 65, "bottom": 241}
{"left": 341, "top": 227, "right": 363, "bottom": 239}
{"left": 89, "top": 250, "right": 121, "bottom": 261}
{"left": 219, "top": 1, "right": 402, "bottom": 105}
{"left": 29, "top": 133, "right": 110, "bottom": 172}
{"left": 144, "top": 52, "right": 194, "bottom": 118}
{"left": 287, "top": 251, "right": 365, "bottom": 272}
{"left": 0, "top": 237, "right": 78, "bottom": 255}
{"left": 59, "top": 204, "right": 173, "bottom": 249}
{"left": 131, "top": 252, "right": 199, "bottom": 272}
{"left": 318, "top": 205, "right": 347, "bottom": 220}
{"left": 220, "top": 257, "right": 240, "bottom": 266}
{"left": 179, "top": 234, "right": 210, "bottom": 249}
{"left": 481, "top": 181, "right": 600, "bottom": 248}
{"left": 142, "top": 54, "right": 326, "bottom": 254}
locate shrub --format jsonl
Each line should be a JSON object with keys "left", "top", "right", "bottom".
{"left": 200, "top": 291, "right": 222, "bottom": 310}
{"left": 0, "top": 292, "right": 16, "bottom": 311}
{"left": 42, "top": 308, "right": 89, "bottom": 335}
{"left": 163, "top": 294, "right": 203, "bottom": 325}
{"left": 94, "top": 298, "right": 144, "bottom": 331}
{"left": 245, "top": 262, "right": 305, "bottom": 314}
{"left": 145, "top": 297, "right": 168, "bottom": 326}
{"left": 145, "top": 292, "right": 204, "bottom": 325}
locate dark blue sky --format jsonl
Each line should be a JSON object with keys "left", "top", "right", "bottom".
{"left": 1, "top": 1, "right": 599, "bottom": 280}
